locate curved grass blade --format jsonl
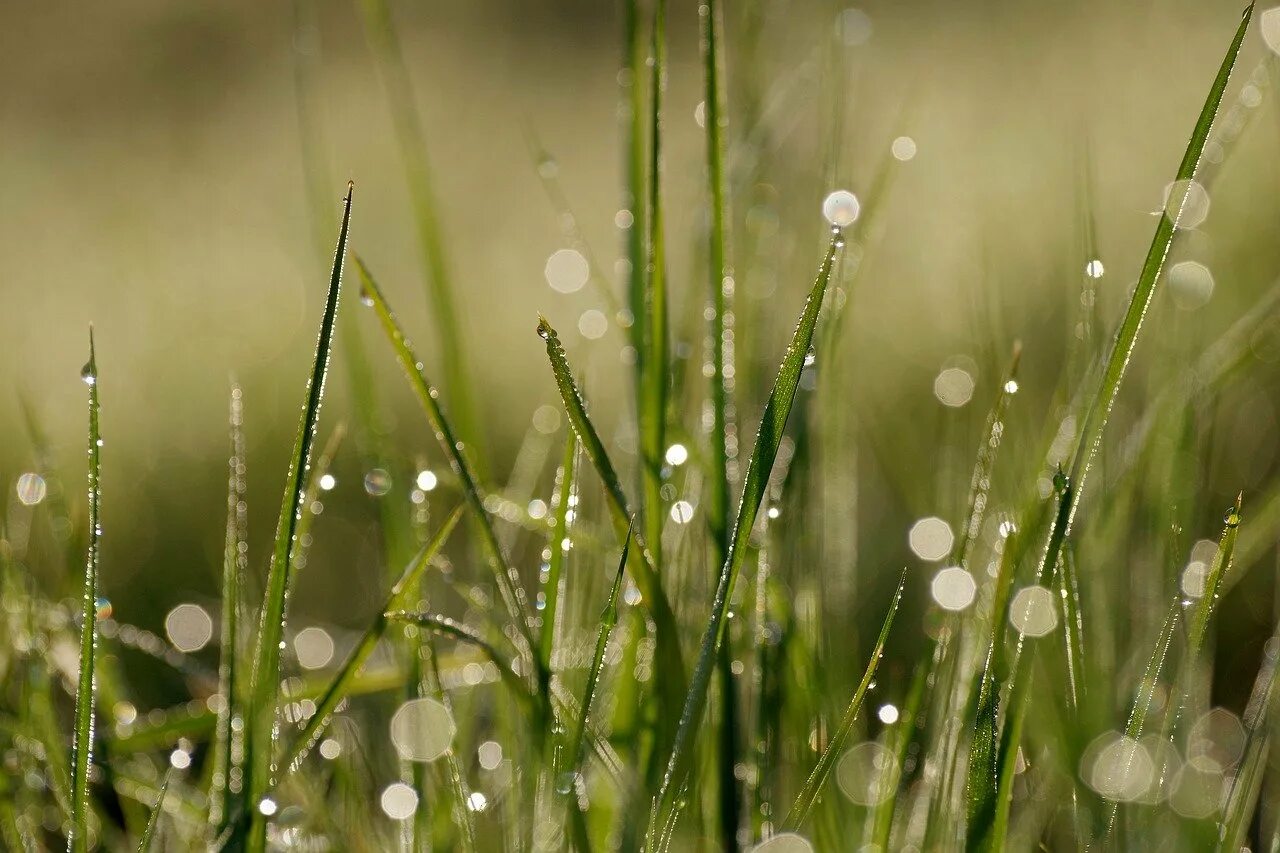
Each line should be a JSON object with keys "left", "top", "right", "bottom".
{"left": 137, "top": 767, "right": 172, "bottom": 852}
{"left": 280, "top": 505, "right": 464, "bottom": 774}
{"left": 209, "top": 385, "right": 249, "bottom": 838}
{"left": 1063, "top": 5, "right": 1253, "bottom": 533}
{"left": 355, "top": 258, "right": 543, "bottom": 685}
{"left": 244, "top": 184, "right": 351, "bottom": 851}
{"left": 780, "top": 571, "right": 906, "bottom": 831}
{"left": 385, "top": 610, "right": 528, "bottom": 700}
{"left": 655, "top": 233, "right": 842, "bottom": 832}
{"left": 69, "top": 329, "right": 101, "bottom": 853}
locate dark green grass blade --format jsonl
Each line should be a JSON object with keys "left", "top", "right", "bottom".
{"left": 356, "top": 0, "right": 483, "bottom": 466}
{"left": 209, "top": 384, "right": 248, "bottom": 838}
{"left": 1063, "top": 5, "right": 1252, "bottom": 533}
{"left": 356, "top": 258, "right": 542, "bottom": 681}
{"left": 137, "top": 767, "right": 172, "bottom": 852}
{"left": 781, "top": 571, "right": 906, "bottom": 831}
{"left": 654, "top": 233, "right": 842, "bottom": 830}
{"left": 540, "top": 431, "right": 577, "bottom": 674}
{"left": 244, "top": 184, "right": 351, "bottom": 851}
{"left": 639, "top": 0, "right": 669, "bottom": 572}
{"left": 535, "top": 315, "right": 686, "bottom": 712}
{"left": 700, "top": 0, "right": 739, "bottom": 843}
{"left": 69, "top": 329, "right": 101, "bottom": 853}
{"left": 280, "top": 505, "right": 464, "bottom": 773}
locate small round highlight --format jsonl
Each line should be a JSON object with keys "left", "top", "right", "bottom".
{"left": 545, "top": 248, "right": 589, "bottom": 294}
{"left": 1163, "top": 179, "right": 1210, "bottom": 229}
{"left": 934, "top": 367, "right": 975, "bottom": 407}
{"left": 1008, "top": 585, "right": 1057, "bottom": 637}
{"left": 908, "top": 517, "right": 954, "bottom": 562}
{"left": 380, "top": 782, "right": 419, "bottom": 820}
{"left": 1081, "top": 732, "right": 1153, "bottom": 802}
{"left": 165, "top": 603, "right": 214, "bottom": 653}
{"left": 390, "top": 697, "right": 456, "bottom": 763}
{"left": 931, "top": 567, "right": 977, "bottom": 612}
{"left": 890, "top": 136, "right": 917, "bottom": 161}
{"left": 294, "top": 626, "right": 335, "bottom": 670}
{"left": 1167, "top": 261, "right": 1214, "bottom": 310}
{"left": 822, "top": 190, "right": 861, "bottom": 228}
{"left": 15, "top": 472, "right": 47, "bottom": 506}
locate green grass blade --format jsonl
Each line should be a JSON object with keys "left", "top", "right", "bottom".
{"left": 209, "top": 385, "right": 248, "bottom": 838}
{"left": 622, "top": 0, "right": 648, "bottom": 450}
{"left": 540, "top": 431, "right": 577, "bottom": 674}
{"left": 137, "top": 767, "right": 172, "bottom": 853}
{"left": 655, "top": 233, "right": 842, "bottom": 829}
{"left": 355, "top": 258, "right": 542, "bottom": 681}
{"left": 69, "top": 329, "right": 101, "bottom": 853}
{"left": 780, "top": 571, "right": 906, "bottom": 831}
{"left": 1063, "top": 5, "right": 1252, "bottom": 533}
{"left": 280, "top": 504, "right": 464, "bottom": 774}
{"left": 244, "top": 184, "right": 352, "bottom": 850}
{"left": 1186, "top": 492, "right": 1242, "bottom": 660}
{"left": 356, "top": 0, "right": 483, "bottom": 466}
{"left": 1217, "top": 622, "right": 1280, "bottom": 853}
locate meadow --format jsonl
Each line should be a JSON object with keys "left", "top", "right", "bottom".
{"left": 4, "top": 1, "right": 1280, "bottom": 850}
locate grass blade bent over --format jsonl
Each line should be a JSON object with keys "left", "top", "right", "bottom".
{"left": 69, "top": 330, "right": 102, "bottom": 853}
{"left": 243, "top": 183, "right": 352, "bottom": 851}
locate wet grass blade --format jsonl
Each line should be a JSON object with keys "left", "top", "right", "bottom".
{"left": 1186, "top": 493, "right": 1242, "bottom": 661}
{"left": 654, "top": 233, "right": 842, "bottom": 832}
{"left": 137, "top": 767, "right": 172, "bottom": 852}
{"left": 1217, "top": 621, "right": 1280, "bottom": 853}
{"left": 1063, "top": 5, "right": 1252, "bottom": 533}
{"left": 209, "top": 384, "right": 248, "bottom": 838}
{"left": 69, "top": 329, "right": 101, "bottom": 853}
{"left": 356, "top": 258, "right": 542, "bottom": 684}
{"left": 244, "top": 184, "right": 351, "bottom": 851}
{"left": 540, "top": 431, "right": 577, "bottom": 675}
{"left": 781, "top": 571, "right": 906, "bottom": 831}
{"left": 280, "top": 505, "right": 464, "bottom": 773}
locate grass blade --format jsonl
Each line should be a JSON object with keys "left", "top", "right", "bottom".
{"left": 69, "top": 329, "right": 101, "bottom": 853}
{"left": 137, "top": 767, "right": 172, "bottom": 852}
{"left": 280, "top": 504, "right": 464, "bottom": 773}
{"left": 781, "top": 571, "right": 906, "bottom": 831}
{"left": 244, "top": 183, "right": 352, "bottom": 850}
{"left": 655, "top": 232, "right": 843, "bottom": 831}
{"left": 1186, "top": 493, "right": 1242, "bottom": 661}
{"left": 540, "top": 431, "right": 578, "bottom": 675}
{"left": 1063, "top": 5, "right": 1253, "bottom": 533}
{"left": 355, "top": 258, "right": 543, "bottom": 685}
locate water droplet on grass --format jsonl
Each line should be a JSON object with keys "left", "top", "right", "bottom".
{"left": 80, "top": 362, "right": 97, "bottom": 385}
{"left": 822, "top": 190, "right": 860, "bottom": 228}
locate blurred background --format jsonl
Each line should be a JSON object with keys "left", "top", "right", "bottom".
{"left": 3, "top": 0, "right": 1280, "bottom": 709}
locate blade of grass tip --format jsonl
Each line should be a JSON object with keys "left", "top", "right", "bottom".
{"left": 534, "top": 316, "right": 686, "bottom": 713}
{"left": 280, "top": 505, "right": 464, "bottom": 774}
{"left": 137, "top": 766, "right": 172, "bottom": 853}
{"left": 357, "top": 0, "right": 484, "bottom": 467}
{"left": 1063, "top": 5, "right": 1252, "bottom": 534}
{"left": 69, "top": 328, "right": 101, "bottom": 853}
{"left": 209, "top": 384, "right": 249, "bottom": 839}
{"left": 654, "top": 231, "right": 843, "bottom": 832}
{"left": 780, "top": 571, "right": 906, "bottom": 831}
{"left": 540, "top": 431, "right": 578, "bottom": 675}
{"left": 639, "top": 0, "right": 669, "bottom": 575}
{"left": 244, "top": 183, "right": 351, "bottom": 851}
{"left": 355, "top": 258, "right": 544, "bottom": 691}
{"left": 700, "top": 0, "right": 740, "bottom": 844}
{"left": 1187, "top": 492, "right": 1243, "bottom": 661}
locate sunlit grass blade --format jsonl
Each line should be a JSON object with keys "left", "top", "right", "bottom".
{"left": 280, "top": 505, "right": 464, "bottom": 773}
{"left": 654, "top": 233, "right": 842, "bottom": 832}
{"left": 534, "top": 315, "right": 685, "bottom": 715}
{"left": 209, "top": 384, "right": 248, "bottom": 838}
{"left": 1186, "top": 492, "right": 1242, "bottom": 660}
{"left": 540, "top": 431, "right": 577, "bottom": 677}
{"left": 780, "top": 571, "right": 906, "bottom": 831}
{"left": 243, "top": 183, "right": 352, "bottom": 851}
{"left": 137, "top": 766, "right": 172, "bottom": 852}
{"left": 69, "top": 328, "right": 101, "bottom": 853}
{"left": 356, "top": 0, "right": 483, "bottom": 465}
{"left": 1062, "top": 4, "right": 1253, "bottom": 533}
{"left": 355, "top": 258, "right": 543, "bottom": 687}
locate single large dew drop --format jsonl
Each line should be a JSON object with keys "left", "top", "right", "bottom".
{"left": 822, "top": 190, "right": 861, "bottom": 228}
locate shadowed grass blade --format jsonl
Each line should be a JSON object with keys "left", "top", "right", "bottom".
{"left": 780, "top": 571, "right": 905, "bottom": 831}
{"left": 355, "top": 258, "right": 542, "bottom": 685}
{"left": 69, "top": 329, "right": 101, "bottom": 853}
{"left": 654, "top": 232, "right": 842, "bottom": 833}
{"left": 137, "top": 767, "right": 172, "bottom": 852}
{"left": 280, "top": 505, "right": 464, "bottom": 773}
{"left": 244, "top": 184, "right": 351, "bottom": 851}
{"left": 1063, "top": 5, "right": 1252, "bottom": 533}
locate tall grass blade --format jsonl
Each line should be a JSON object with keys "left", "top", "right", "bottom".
{"left": 1186, "top": 492, "right": 1242, "bottom": 660}
{"left": 1217, "top": 621, "right": 1280, "bottom": 853}
{"left": 69, "top": 329, "right": 101, "bottom": 853}
{"left": 355, "top": 258, "right": 543, "bottom": 684}
{"left": 1063, "top": 5, "right": 1252, "bottom": 533}
{"left": 781, "top": 571, "right": 906, "bottom": 831}
{"left": 244, "top": 184, "right": 352, "bottom": 851}
{"left": 281, "top": 505, "right": 464, "bottom": 773}
{"left": 137, "top": 767, "right": 172, "bottom": 853}
{"left": 655, "top": 233, "right": 842, "bottom": 831}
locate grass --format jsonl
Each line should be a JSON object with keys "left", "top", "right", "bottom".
{"left": 4, "top": 2, "right": 1280, "bottom": 851}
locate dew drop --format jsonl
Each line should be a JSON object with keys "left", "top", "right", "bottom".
{"left": 80, "top": 362, "right": 97, "bottom": 385}
{"left": 1224, "top": 506, "right": 1242, "bottom": 528}
{"left": 94, "top": 597, "right": 113, "bottom": 620}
